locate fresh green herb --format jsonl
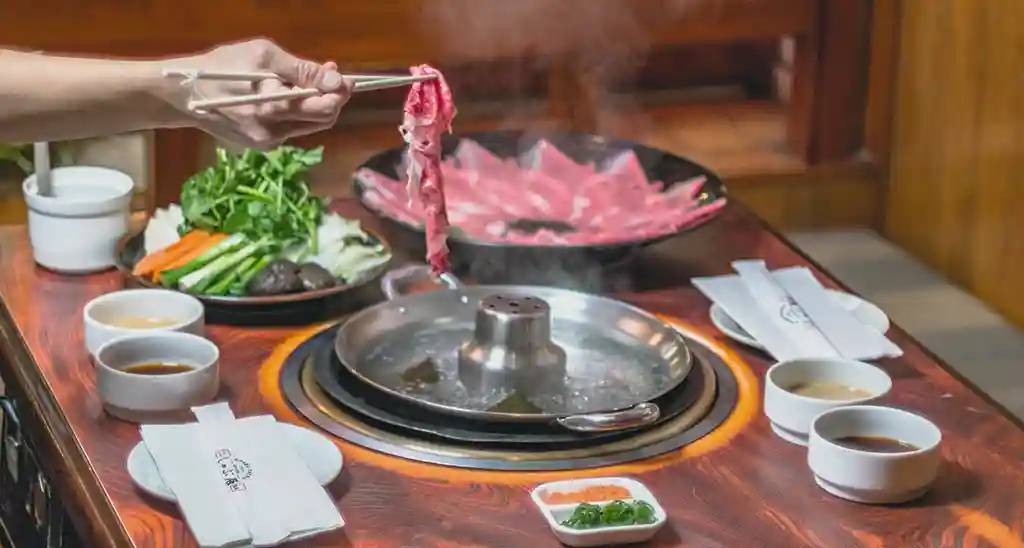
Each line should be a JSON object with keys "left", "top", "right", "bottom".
{"left": 178, "top": 146, "right": 326, "bottom": 252}
{"left": 632, "top": 500, "right": 656, "bottom": 525}
{"left": 559, "top": 500, "right": 658, "bottom": 530}
{"left": 561, "top": 503, "right": 602, "bottom": 529}
{"left": 599, "top": 500, "right": 636, "bottom": 526}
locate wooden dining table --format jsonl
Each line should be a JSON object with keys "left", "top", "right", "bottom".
{"left": 0, "top": 199, "right": 1022, "bottom": 548}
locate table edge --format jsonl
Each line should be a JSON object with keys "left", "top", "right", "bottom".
{"left": 0, "top": 297, "right": 133, "bottom": 548}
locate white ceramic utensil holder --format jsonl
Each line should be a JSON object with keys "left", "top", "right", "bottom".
{"left": 23, "top": 166, "right": 134, "bottom": 274}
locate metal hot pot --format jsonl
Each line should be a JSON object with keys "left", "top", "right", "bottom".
{"left": 332, "top": 265, "right": 693, "bottom": 432}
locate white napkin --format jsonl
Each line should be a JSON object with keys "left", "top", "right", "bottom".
{"left": 693, "top": 261, "right": 903, "bottom": 361}
{"left": 140, "top": 403, "right": 344, "bottom": 547}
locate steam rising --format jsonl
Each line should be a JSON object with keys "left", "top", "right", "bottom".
{"left": 420, "top": 1, "right": 712, "bottom": 137}
{"left": 419, "top": 1, "right": 714, "bottom": 285}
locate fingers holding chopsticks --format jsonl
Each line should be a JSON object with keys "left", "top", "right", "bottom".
{"left": 162, "top": 38, "right": 354, "bottom": 149}
{"left": 255, "top": 61, "right": 351, "bottom": 123}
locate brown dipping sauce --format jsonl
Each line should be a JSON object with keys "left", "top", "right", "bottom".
{"left": 831, "top": 435, "right": 919, "bottom": 454}
{"left": 122, "top": 363, "right": 195, "bottom": 376}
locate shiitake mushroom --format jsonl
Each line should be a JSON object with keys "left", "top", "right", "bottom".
{"left": 246, "top": 259, "right": 339, "bottom": 296}
{"left": 247, "top": 259, "right": 303, "bottom": 296}
{"left": 297, "top": 263, "right": 337, "bottom": 291}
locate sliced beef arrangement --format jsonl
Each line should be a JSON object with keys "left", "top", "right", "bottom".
{"left": 358, "top": 139, "right": 727, "bottom": 246}
{"left": 399, "top": 64, "right": 457, "bottom": 275}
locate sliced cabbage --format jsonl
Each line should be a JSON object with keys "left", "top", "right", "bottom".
{"left": 143, "top": 204, "right": 186, "bottom": 255}
{"left": 307, "top": 212, "right": 392, "bottom": 282}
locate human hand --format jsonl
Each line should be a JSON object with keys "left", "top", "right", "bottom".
{"left": 162, "top": 38, "right": 351, "bottom": 150}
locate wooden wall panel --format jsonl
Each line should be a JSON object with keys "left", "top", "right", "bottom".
{"left": 885, "top": 0, "right": 1024, "bottom": 326}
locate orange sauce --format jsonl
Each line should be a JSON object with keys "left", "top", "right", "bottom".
{"left": 541, "top": 485, "right": 632, "bottom": 505}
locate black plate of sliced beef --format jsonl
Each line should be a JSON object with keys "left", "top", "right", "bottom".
{"left": 352, "top": 131, "right": 728, "bottom": 287}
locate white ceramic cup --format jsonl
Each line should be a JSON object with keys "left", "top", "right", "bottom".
{"left": 808, "top": 405, "right": 942, "bottom": 504}
{"left": 83, "top": 289, "right": 205, "bottom": 356}
{"left": 764, "top": 358, "right": 892, "bottom": 446}
{"left": 94, "top": 332, "right": 220, "bottom": 423}
{"left": 23, "top": 166, "right": 134, "bottom": 274}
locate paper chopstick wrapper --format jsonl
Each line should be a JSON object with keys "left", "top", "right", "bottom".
{"left": 193, "top": 403, "right": 345, "bottom": 546}
{"left": 731, "top": 260, "right": 841, "bottom": 360}
{"left": 694, "top": 262, "right": 902, "bottom": 361}
{"left": 771, "top": 266, "right": 902, "bottom": 360}
{"left": 140, "top": 421, "right": 251, "bottom": 547}
{"left": 141, "top": 403, "right": 344, "bottom": 547}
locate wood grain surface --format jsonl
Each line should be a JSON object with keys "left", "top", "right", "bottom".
{"left": 0, "top": 200, "right": 1023, "bottom": 548}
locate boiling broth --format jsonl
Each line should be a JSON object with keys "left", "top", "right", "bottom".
{"left": 122, "top": 362, "right": 195, "bottom": 375}
{"left": 104, "top": 316, "right": 179, "bottom": 329}
{"left": 832, "top": 435, "right": 919, "bottom": 454}
{"left": 786, "top": 381, "right": 873, "bottom": 401}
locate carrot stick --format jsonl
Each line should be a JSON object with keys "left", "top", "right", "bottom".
{"left": 153, "top": 233, "right": 229, "bottom": 282}
{"left": 132, "top": 231, "right": 210, "bottom": 277}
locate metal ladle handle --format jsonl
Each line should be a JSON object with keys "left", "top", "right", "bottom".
{"left": 555, "top": 402, "right": 661, "bottom": 432}
{"left": 381, "top": 264, "right": 461, "bottom": 301}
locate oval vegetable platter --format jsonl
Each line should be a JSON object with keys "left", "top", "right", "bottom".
{"left": 115, "top": 146, "right": 393, "bottom": 326}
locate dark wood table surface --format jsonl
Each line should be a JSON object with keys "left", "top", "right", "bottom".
{"left": 1, "top": 201, "right": 1023, "bottom": 548}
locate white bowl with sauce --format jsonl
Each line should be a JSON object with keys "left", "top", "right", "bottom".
{"left": 764, "top": 358, "right": 892, "bottom": 446}
{"left": 94, "top": 331, "right": 220, "bottom": 423}
{"left": 23, "top": 166, "right": 134, "bottom": 274}
{"left": 808, "top": 405, "right": 942, "bottom": 504}
{"left": 83, "top": 289, "right": 205, "bottom": 356}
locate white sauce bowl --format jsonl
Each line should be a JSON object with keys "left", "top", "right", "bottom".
{"left": 764, "top": 358, "right": 892, "bottom": 446}
{"left": 809, "top": 405, "right": 942, "bottom": 504}
{"left": 94, "top": 331, "right": 220, "bottom": 423}
{"left": 84, "top": 289, "right": 205, "bottom": 357}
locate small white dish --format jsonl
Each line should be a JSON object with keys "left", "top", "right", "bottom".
{"left": 127, "top": 423, "right": 343, "bottom": 502}
{"left": 23, "top": 166, "right": 134, "bottom": 274}
{"left": 764, "top": 358, "right": 891, "bottom": 446}
{"left": 711, "top": 289, "right": 890, "bottom": 350}
{"left": 530, "top": 477, "right": 666, "bottom": 547}
{"left": 809, "top": 405, "right": 942, "bottom": 504}
{"left": 84, "top": 289, "right": 205, "bottom": 356}
{"left": 94, "top": 332, "right": 220, "bottom": 423}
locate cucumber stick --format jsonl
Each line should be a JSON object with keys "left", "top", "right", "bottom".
{"left": 160, "top": 233, "right": 248, "bottom": 287}
{"left": 205, "top": 256, "right": 257, "bottom": 296}
{"left": 180, "top": 240, "right": 265, "bottom": 294}
{"left": 230, "top": 254, "right": 273, "bottom": 295}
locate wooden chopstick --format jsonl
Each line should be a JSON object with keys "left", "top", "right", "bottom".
{"left": 184, "top": 73, "right": 439, "bottom": 112}
{"left": 162, "top": 68, "right": 424, "bottom": 83}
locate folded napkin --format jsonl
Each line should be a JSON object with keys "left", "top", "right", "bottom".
{"left": 140, "top": 403, "right": 344, "bottom": 547}
{"left": 693, "top": 260, "right": 902, "bottom": 362}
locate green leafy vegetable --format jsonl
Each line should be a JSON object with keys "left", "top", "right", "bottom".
{"left": 560, "top": 500, "right": 658, "bottom": 530}
{"left": 179, "top": 146, "right": 326, "bottom": 252}
{"left": 158, "top": 145, "right": 392, "bottom": 297}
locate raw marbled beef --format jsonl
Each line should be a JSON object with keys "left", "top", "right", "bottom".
{"left": 400, "top": 65, "right": 457, "bottom": 274}
{"left": 357, "top": 138, "right": 726, "bottom": 247}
